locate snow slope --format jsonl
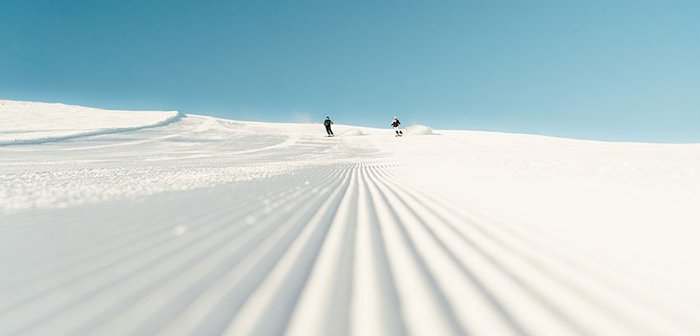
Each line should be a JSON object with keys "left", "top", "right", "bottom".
{"left": 0, "top": 100, "right": 181, "bottom": 145}
{"left": 1, "top": 101, "right": 699, "bottom": 335}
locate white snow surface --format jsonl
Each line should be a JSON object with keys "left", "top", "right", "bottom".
{"left": 0, "top": 100, "right": 181, "bottom": 145}
{"left": 1, "top": 100, "right": 700, "bottom": 336}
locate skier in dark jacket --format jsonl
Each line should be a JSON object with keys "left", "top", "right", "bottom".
{"left": 391, "top": 116, "right": 403, "bottom": 136}
{"left": 324, "top": 116, "right": 334, "bottom": 136}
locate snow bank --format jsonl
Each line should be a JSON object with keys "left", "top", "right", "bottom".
{"left": 405, "top": 124, "right": 434, "bottom": 135}
{"left": 0, "top": 100, "right": 182, "bottom": 145}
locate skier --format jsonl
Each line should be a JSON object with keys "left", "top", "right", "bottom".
{"left": 324, "top": 116, "right": 334, "bottom": 136}
{"left": 391, "top": 116, "right": 403, "bottom": 136}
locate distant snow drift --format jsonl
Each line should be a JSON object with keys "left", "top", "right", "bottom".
{"left": 405, "top": 124, "right": 434, "bottom": 135}
{"left": 0, "top": 100, "right": 182, "bottom": 145}
{"left": 1, "top": 100, "right": 700, "bottom": 336}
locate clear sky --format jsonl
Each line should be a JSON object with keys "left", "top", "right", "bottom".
{"left": 1, "top": 0, "right": 699, "bottom": 142}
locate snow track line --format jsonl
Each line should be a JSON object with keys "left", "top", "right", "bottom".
{"left": 0, "top": 167, "right": 332, "bottom": 297}
{"left": 158, "top": 168, "right": 354, "bottom": 336}
{"left": 365, "top": 163, "right": 529, "bottom": 336}
{"left": 220, "top": 164, "right": 355, "bottom": 335}
{"left": 419, "top": 190, "right": 691, "bottom": 333}
{"left": 8, "top": 158, "right": 671, "bottom": 336}
{"left": 0, "top": 166, "right": 332, "bottom": 285}
{"left": 1, "top": 167, "right": 345, "bottom": 335}
{"left": 13, "top": 175, "right": 342, "bottom": 334}
{"left": 284, "top": 165, "right": 359, "bottom": 335}
{"left": 371, "top": 163, "right": 692, "bottom": 335}
{"left": 372, "top": 166, "right": 620, "bottom": 335}
{"left": 83, "top": 169, "right": 352, "bottom": 336}
{"left": 347, "top": 163, "right": 407, "bottom": 336}
{"left": 363, "top": 163, "right": 467, "bottom": 336}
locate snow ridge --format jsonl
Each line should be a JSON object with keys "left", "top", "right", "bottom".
{"left": 0, "top": 112, "right": 184, "bottom": 146}
{"left": 0, "top": 100, "right": 183, "bottom": 146}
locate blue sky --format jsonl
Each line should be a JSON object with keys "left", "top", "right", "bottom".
{"left": 1, "top": 0, "right": 699, "bottom": 142}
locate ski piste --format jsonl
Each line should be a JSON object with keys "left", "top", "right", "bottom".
{"left": 4, "top": 100, "right": 700, "bottom": 336}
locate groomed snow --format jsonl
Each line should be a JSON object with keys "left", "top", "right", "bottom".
{"left": 1, "top": 101, "right": 699, "bottom": 335}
